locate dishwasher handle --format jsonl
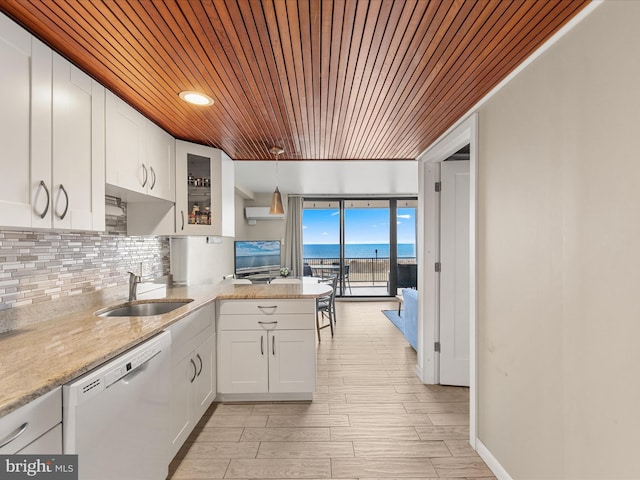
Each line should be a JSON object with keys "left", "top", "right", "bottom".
{"left": 106, "top": 348, "right": 162, "bottom": 388}
{"left": 119, "top": 360, "right": 150, "bottom": 385}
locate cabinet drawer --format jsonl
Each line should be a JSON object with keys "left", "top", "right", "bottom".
{"left": 0, "top": 388, "right": 61, "bottom": 454}
{"left": 218, "top": 299, "right": 314, "bottom": 316}
{"left": 18, "top": 424, "right": 62, "bottom": 454}
{"left": 218, "top": 313, "right": 315, "bottom": 331}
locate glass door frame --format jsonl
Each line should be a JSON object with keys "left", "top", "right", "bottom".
{"left": 303, "top": 197, "right": 417, "bottom": 298}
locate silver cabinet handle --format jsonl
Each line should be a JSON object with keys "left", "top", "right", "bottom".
{"left": 149, "top": 166, "right": 156, "bottom": 190}
{"left": 37, "top": 180, "right": 50, "bottom": 219}
{"left": 258, "top": 321, "right": 278, "bottom": 325}
{"left": 181, "top": 210, "right": 185, "bottom": 231}
{"left": 141, "top": 163, "right": 148, "bottom": 188}
{"left": 258, "top": 305, "right": 278, "bottom": 315}
{"left": 189, "top": 358, "right": 197, "bottom": 383}
{"left": 58, "top": 184, "right": 69, "bottom": 220}
{"left": 195, "top": 353, "right": 203, "bottom": 376}
{"left": 260, "top": 335, "right": 264, "bottom": 356}
{"left": 0, "top": 422, "right": 28, "bottom": 449}
{"left": 272, "top": 335, "right": 275, "bottom": 356}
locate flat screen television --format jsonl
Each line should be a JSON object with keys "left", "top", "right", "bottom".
{"left": 234, "top": 240, "right": 281, "bottom": 276}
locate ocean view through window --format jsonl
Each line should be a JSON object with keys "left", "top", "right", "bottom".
{"left": 303, "top": 199, "right": 417, "bottom": 296}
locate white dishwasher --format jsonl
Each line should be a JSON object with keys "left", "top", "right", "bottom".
{"left": 63, "top": 330, "right": 171, "bottom": 480}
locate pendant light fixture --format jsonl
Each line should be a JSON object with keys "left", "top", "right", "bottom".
{"left": 269, "top": 146, "right": 285, "bottom": 215}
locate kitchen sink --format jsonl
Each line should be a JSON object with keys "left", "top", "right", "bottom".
{"left": 97, "top": 299, "right": 193, "bottom": 317}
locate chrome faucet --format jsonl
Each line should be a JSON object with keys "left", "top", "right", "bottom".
{"left": 127, "top": 271, "right": 141, "bottom": 301}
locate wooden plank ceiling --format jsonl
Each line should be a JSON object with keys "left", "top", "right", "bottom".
{"left": 0, "top": 0, "right": 588, "bottom": 161}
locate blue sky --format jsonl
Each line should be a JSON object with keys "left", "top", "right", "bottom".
{"left": 302, "top": 207, "right": 416, "bottom": 244}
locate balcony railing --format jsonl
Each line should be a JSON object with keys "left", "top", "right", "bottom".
{"left": 303, "top": 257, "right": 416, "bottom": 287}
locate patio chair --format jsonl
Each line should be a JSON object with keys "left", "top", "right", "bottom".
{"left": 332, "top": 262, "right": 352, "bottom": 295}
{"left": 316, "top": 275, "right": 337, "bottom": 340}
{"left": 343, "top": 264, "right": 352, "bottom": 294}
{"left": 397, "top": 264, "right": 417, "bottom": 289}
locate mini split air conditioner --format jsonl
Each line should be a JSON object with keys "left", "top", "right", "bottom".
{"left": 245, "top": 206, "right": 285, "bottom": 225}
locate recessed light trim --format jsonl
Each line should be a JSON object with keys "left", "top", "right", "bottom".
{"left": 179, "top": 90, "right": 214, "bottom": 106}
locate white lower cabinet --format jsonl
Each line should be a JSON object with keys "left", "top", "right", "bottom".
{"left": 0, "top": 388, "right": 62, "bottom": 454}
{"left": 168, "top": 304, "right": 215, "bottom": 460}
{"left": 217, "top": 299, "right": 316, "bottom": 401}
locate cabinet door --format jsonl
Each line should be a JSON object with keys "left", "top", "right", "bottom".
{"left": 51, "top": 53, "right": 105, "bottom": 231}
{"left": 217, "top": 330, "right": 268, "bottom": 394}
{"left": 268, "top": 330, "right": 316, "bottom": 393}
{"left": 17, "top": 424, "right": 62, "bottom": 455}
{"left": 105, "top": 91, "right": 146, "bottom": 194}
{"left": 193, "top": 333, "right": 215, "bottom": 420}
{"left": 0, "top": 15, "right": 50, "bottom": 229}
{"left": 145, "top": 122, "right": 175, "bottom": 201}
{"left": 175, "top": 140, "right": 217, "bottom": 235}
{"left": 175, "top": 140, "right": 234, "bottom": 236}
{"left": 168, "top": 351, "right": 195, "bottom": 460}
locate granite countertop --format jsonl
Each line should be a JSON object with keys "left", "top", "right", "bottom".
{"left": 0, "top": 281, "right": 330, "bottom": 417}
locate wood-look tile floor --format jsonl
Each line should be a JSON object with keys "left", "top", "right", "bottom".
{"left": 168, "top": 300, "right": 495, "bottom": 480}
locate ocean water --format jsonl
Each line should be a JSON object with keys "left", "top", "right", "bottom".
{"left": 235, "top": 254, "right": 281, "bottom": 271}
{"left": 304, "top": 243, "right": 415, "bottom": 259}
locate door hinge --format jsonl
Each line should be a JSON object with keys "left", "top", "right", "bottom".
{"left": 435, "top": 181, "right": 441, "bottom": 192}
{"left": 434, "top": 262, "right": 441, "bottom": 272}
{"left": 434, "top": 341, "right": 441, "bottom": 352}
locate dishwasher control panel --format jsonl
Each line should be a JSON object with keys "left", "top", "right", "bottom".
{"left": 104, "top": 341, "right": 163, "bottom": 388}
{"left": 64, "top": 331, "right": 171, "bottom": 407}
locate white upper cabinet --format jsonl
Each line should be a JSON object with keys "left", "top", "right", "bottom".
{"left": 105, "top": 91, "right": 146, "bottom": 194}
{"left": 51, "top": 53, "right": 105, "bottom": 231}
{"left": 145, "top": 122, "right": 175, "bottom": 201}
{"left": 105, "top": 91, "right": 175, "bottom": 202}
{"left": 0, "top": 13, "right": 104, "bottom": 231}
{"left": 0, "top": 14, "right": 46, "bottom": 228}
{"left": 175, "top": 140, "right": 234, "bottom": 236}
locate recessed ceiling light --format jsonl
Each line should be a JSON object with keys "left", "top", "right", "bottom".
{"left": 179, "top": 90, "right": 214, "bottom": 106}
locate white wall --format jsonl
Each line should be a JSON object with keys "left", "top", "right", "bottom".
{"left": 476, "top": 2, "right": 640, "bottom": 478}
{"left": 170, "top": 191, "right": 289, "bottom": 284}
{"left": 170, "top": 235, "right": 234, "bottom": 284}
{"left": 235, "top": 192, "right": 287, "bottom": 243}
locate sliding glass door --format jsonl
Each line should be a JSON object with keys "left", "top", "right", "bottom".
{"left": 303, "top": 198, "right": 417, "bottom": 297}
{"left": 395, "top": 200, "right": 418, "bottom": 295}
{"left": 301, "top": 200, "right": 342, "bottom": 292}
{"left": 343, "top": 200, "right": 390, "bottom": 296}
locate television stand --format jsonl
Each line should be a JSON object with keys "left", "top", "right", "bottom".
{"left": 243, "top": 271, "right": 280, "bottom": 283}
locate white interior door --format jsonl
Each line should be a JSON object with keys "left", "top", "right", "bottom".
{"left": 439, "top": 160, "right": 470, "bottom": 386}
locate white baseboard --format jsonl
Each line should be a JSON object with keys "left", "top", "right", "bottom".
{"left": 476, "top": 439, "right": 513, "bottom": 480}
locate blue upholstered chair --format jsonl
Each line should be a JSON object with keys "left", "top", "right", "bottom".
{"left": 401, "top": 288, "right": 418, "bottom": 350}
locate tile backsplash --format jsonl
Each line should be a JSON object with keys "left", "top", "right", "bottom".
{"left": 0, "top": 198, "right": 170, "bottom": 311}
